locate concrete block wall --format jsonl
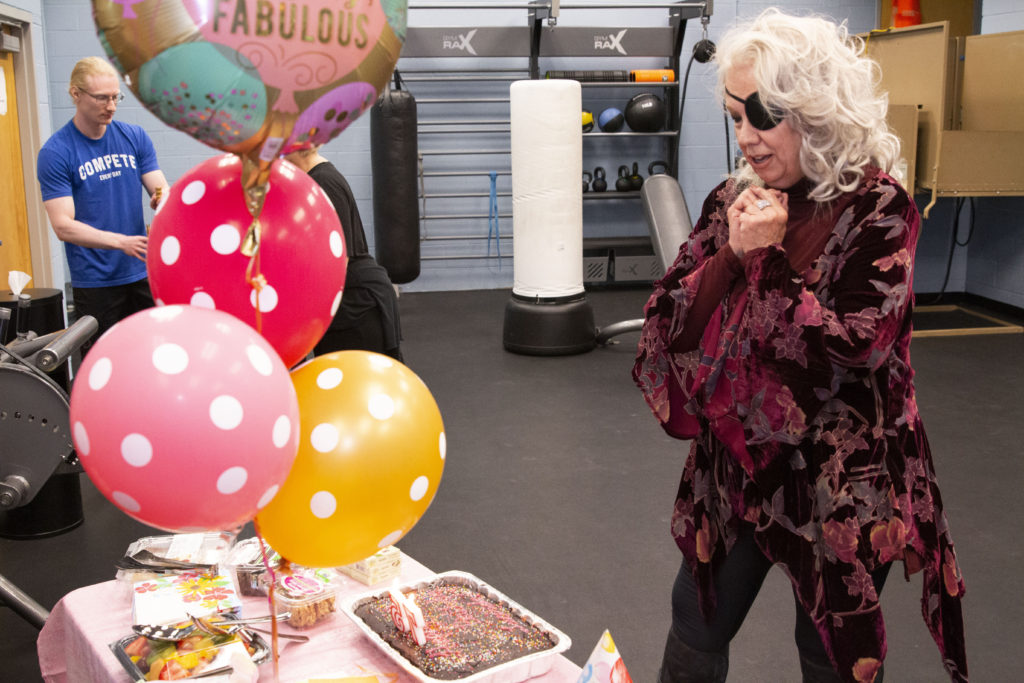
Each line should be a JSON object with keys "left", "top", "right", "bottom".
{"left": 966, "top": 199, "right": 1024, "bottom": 307}
{"left": 20, "top": 1, "right": 1024, "bottom": 309}
{"left": 981, "top": 0, "right": 1024, "bottom": 33}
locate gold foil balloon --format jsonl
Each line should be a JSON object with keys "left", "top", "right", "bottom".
{"left": 256, "top": 352, "right": 446, "bottom": 568}
{"left": 93, "top": 0, "right": 197, "bottom": 74}
{"left": 92, "top": 0, "right": 407, "bottom": 159}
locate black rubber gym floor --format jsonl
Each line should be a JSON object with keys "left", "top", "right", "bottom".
{"left": 2, "top": 287, "right": 1020, "bottom": 681}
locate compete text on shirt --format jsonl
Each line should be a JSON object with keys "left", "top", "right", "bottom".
{"left": 78, "top": 153, "right": 137, "bottom": 181}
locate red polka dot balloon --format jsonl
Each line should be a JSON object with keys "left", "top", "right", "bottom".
{"left": 148, "top": 154, "right": 346, "bottom": 368}
{"left": 69, "top": 305, "right": 300, "bottom": 532}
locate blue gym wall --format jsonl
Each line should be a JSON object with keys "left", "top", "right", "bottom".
{"left": 11, "top": 1, "right": 1024, "bottom": 309}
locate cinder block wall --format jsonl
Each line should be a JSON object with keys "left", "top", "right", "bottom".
{"left": 25, "top": 1, "right": 1024, "bottom": 309}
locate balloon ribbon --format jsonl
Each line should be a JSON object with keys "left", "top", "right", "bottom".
{"left": 254, "top": 523, "right": 281, "bottom": 681}
{"left": 241, "top": 156, "right": 270, "bottom": 334}
{"left": 240, "top": 156, "right": 268, "bottom": 258}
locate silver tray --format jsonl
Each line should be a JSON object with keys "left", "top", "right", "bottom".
{"left": 110, "top": 629, "right": 271, "bottom": 682}
{"left": 342, "top": 570, "right": 572, "bottom": 683}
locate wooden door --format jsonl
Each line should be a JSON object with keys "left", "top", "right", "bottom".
{"left": 0, "top": 48, "right": 32, "bottom": 281}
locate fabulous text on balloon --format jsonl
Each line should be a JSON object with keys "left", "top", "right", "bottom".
{"left": 208, "top": 0, "right": 373, "bottom": 48}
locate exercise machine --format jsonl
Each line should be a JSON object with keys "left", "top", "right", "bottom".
{"left": 0, "top": 309, "right": 97, "bottom": 628}
{"left": 595, "top": 173, "right": 693, "bottom": 344}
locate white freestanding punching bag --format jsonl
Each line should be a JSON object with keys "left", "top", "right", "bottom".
{"left": 503, "top": 79, "right": 595, "bottom": 355}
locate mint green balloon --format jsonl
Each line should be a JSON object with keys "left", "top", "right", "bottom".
{"left": 137, "top": 42, "right": 268, "bottom": 150}
{"left": 381, "top": 0, "right": 408, "bottom": 41}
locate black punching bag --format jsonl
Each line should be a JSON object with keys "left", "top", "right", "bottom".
{"left": 371, "top": 84, "right": 420, "bottom": 284}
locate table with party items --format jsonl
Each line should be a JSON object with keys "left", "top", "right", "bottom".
{"left": 37, "top": 535, "right": 583, "bottom": 682}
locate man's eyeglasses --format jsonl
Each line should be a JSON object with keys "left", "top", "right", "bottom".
{"left": 725, "top": 87, "right": 782, "bottom": 131}
{"left": 78, "top": 89, "right": 125, "bottom": 105}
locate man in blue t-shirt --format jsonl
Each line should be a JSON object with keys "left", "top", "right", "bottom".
{"left": 37, "top": 56, "right": 168, "bottom": 353}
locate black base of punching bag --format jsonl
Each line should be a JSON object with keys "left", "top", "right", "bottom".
{"left": 503, "top": 293, "right": 596, "bottom": 356}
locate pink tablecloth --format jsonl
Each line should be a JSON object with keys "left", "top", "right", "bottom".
{"left": 37, "top": 554, "right": 581, "bottom": 682}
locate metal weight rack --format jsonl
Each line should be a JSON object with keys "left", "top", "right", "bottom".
{"left": 400, "top": 1, "right": 712, "bottom": 274}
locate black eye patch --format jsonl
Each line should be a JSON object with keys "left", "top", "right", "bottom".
{"left": 725, "top": 87, "right": 782, "bottom": 131}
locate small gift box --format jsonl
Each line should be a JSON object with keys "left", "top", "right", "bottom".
{"left": 131, "top": 571, "right": 241, "bottom": 626}
{"left": 337, "top": 546, "right": 402, "bottom": 586}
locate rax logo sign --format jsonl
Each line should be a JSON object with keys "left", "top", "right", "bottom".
{"left": 594, "top": 29, "right": 628, "bottom": 55}
{"left": 442, "top": 28, "right": 478, "bottom": 54}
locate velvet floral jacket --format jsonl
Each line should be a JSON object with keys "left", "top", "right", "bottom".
{"left": 633, "top": 169, "right": 968, "bottom": 682}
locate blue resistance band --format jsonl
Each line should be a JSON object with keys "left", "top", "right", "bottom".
{"left": 487, "top": 171, "right": 500, "bottom": 263}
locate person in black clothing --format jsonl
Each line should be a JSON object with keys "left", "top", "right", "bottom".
{"left": 284, "top": 145, "right": 403, "bottom": 361}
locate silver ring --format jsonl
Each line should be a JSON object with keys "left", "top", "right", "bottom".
{"left": 755, "top": 199, "right": 771, "bottom": 210}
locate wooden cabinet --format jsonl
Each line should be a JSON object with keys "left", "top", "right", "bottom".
{"left": 863, "top": 22, "right": 1024, "bottom": 212}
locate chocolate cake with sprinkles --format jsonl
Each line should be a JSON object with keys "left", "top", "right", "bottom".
{"left": 353, "top": 581, "right": 557, "bottom": 680}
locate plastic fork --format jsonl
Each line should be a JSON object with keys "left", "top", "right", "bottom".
{"left": 191, "top": 615, "right": 310, "bottom": 643}
{"left": 132, "top": 612, "right": 291, "bottom": 641}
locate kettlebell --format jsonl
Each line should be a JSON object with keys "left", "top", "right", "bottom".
{"left": 583, "top": 170, "right": 592, "bottom": 193}
{"left": 616, "top": 165, "right": 633, "bottom": 192}
{"left": 648, "top": 160, "right": 669, "bottom": 176}
{"left": 629, "top": 162, "right": 644, "bottom": 190}
{"left": 592, "top": 166, "right": 607, "bottom": 192}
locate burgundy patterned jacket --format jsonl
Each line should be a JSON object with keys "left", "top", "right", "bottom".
{"left": 633, "top": 168, "right": 968, "bottom": 682}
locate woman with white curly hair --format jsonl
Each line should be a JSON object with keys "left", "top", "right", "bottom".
{"left": 633, "top": 9, "right": 968, "bottom": 682}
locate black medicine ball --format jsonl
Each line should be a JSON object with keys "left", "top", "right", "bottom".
{"left": 624, "top": 93, "right": 666, "bottom": 132}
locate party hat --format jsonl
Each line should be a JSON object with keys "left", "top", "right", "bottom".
{"left": 575, "top": 630, "right": 633, "bottom": 683}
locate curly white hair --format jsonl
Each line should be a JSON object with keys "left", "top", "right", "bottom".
{"left": 714, "top": 8, "right": 902, "bottom": 202}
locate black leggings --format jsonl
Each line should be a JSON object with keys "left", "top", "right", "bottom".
{"left": 668, "top": 524, "right": 890, "bottom": 670}
{"left": 313, "top": 306, "right": 402, "bottom": 361}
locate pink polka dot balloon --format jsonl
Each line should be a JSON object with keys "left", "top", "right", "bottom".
{"left": 69, "top": 305, "right": 300, "bottom": 532}
{"left": 256, "top": 351, "right": 446, "bottom": 567}
{"left": 148, "top": 154, "right": 347, "bottom": 368}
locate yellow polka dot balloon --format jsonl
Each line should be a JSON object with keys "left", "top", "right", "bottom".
{"left": 255, "top": 351, "right": 445, "bottom": 567}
